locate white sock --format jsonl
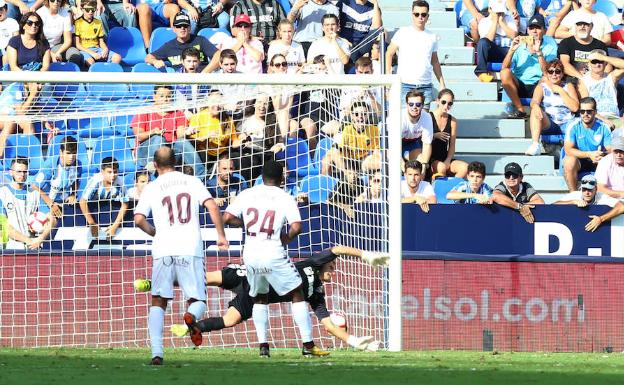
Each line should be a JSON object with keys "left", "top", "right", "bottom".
{"left": 252, "top": 304, "right": 269, "bottom": 344}
{"left": 291, "top": 301, "right": 313, "bottom": 343}
{"left": 149, "top": 306, "right": 165, "bottom": 358}
{"left": 187, "top": 301, "right": 206, "bottom": 321}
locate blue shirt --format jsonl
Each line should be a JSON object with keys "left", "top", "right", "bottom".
{"left": 511, "top": 36, "right": 558, "bottom": 85}
{"left": 34, "top": 156, "right": 83, "bottom": 203}
{"left": 206, "top": 174, "right": 248, "bottom": 198}
{"left": 450, "top": 181, "right": 493, "bottom": 204}
{"left": 565, "top": 118, "right": 612, "bottom": 152}
{"left": 337, "top": 0, "right": 375, "bottom": 45}
{"left": 80, "top": 173, "right": 129, "bottom": 203}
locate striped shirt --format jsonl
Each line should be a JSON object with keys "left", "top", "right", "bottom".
{"left": 0, "top": 184, "right": 46, "bottom": 249}
{"left": 80, "top": 173, "right": 129, "bottom": 203}
{"left": 337, "top": 0, "right": 375, "bottom": 46}
{"left": 231, "top": 0, "right": 285, "bottom": 44}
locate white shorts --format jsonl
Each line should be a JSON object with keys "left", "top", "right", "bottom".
{"left": 244, "top": 256, "right": 302, "bottom": 297}
{"left": 151, "top": 256, "right": 206, "bottom": 301}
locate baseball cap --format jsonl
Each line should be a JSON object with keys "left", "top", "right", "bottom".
{"left": 575, "top": 12, "right": 593, "bottom": 25}
{"left": 173, "top": 12, "right": 191, "bottom": 27}
{"left": 528, "top": 14, "right": 545, "bottom": 28}
{"left": 490, "top": 0, "right": 507, "bottom": 13}
{"left": 580, "top": 174, "right": 597, "bottom": 190}
{"left": 0, "top": 1, "right": 6, "bottom": 8}
{"left": 234, "top": 14, "right": 252, "bottom": 26}
{"left": 504, "top": 162, "right": 523, "bottom": 176}
{"left": 611, "top": 136, "right": 624, "bottom": 151}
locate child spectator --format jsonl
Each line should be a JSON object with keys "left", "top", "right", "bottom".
{"left": 74, "top": 0, "right": 121, "bottom": 67}
{"left": 267, "top": 19, "right": 305, "bottom": 74}
{"left": 446, "top": 161, "right": 493, "bottom": 204}
{"left": 127, "top": 170, "right": 149, "bottom": 201}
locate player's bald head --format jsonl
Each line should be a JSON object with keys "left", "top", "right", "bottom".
{"left": 262, "top": 160, "right": 284, "bottom": 186}
{"left": 154, "top": 146, "right": 176, "bottom": 170}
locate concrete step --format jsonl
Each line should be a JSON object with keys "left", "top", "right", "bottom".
{"left": 455, "top": 154, "right": 555, "bottom": 175}
{"left": 441, "top": 65, "right": 476, "bottom": 80}
{"left": 430, "top": 28, "right": 465, "bottom": 48}
{"left": 438, "top": 46, "right": 474, "bottom": 65}
{"left": 456, "top": 138, "right": 532, "bottom": 153}
{"left": 382, "top": 10, "right": 410, "bottom": 29}
{"left": 430, "top": 101, "right": 509, "bottom": 118}
{"left": 485, "top": 175, "right": 567, "bottom": 191}
{"left": 428, "top": 11, "right": 459, "bottom": 28}
{"left": 457, "top": 119, "right": 526, "bottom": 138}
{"left": 541, "top": 192, "right": 566, "bottom": 204}
{"left": 439, "top": 81, "right": 498, "bottom": 101}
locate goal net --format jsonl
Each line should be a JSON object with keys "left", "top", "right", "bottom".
{"left": 0, "top": 72, "right": 401, "bottom": 351}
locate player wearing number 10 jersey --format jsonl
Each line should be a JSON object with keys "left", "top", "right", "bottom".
{"left": 134, "top": 147, "right": 228, "bottom": 365}
{"left": 224, "top": 160, "right": 326, "bottom": 357}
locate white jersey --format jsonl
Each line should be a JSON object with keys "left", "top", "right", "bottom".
{"left": 226, "top": 184, "right": 301, "bottom": 259}
{"left": 134, "top": 171, "right": 212, "bottom": 259}
{"left": 0, "top": 184, "right": 42, "bottom": 249}
{"left": 401, "top": 109, "right": 434, "bottom": 143}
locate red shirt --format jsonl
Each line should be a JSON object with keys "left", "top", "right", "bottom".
{"left": 131, "top": 110, "right": 187, "bottom": 145}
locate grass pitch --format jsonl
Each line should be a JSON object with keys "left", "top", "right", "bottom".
{"left": 1, "top": 348, "right": 623, "bottom": 385}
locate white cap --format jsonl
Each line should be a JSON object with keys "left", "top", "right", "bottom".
{"left": 575, "top": 11, "right": 593, "bottom": 25}
{"left": 0, "top": 1, "right": 7, "bottom": 7}
{"left": 490, "top": 0, "right": 507, "bottom": 13}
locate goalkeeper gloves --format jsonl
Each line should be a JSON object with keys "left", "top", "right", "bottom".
{"left": 347, "top": 335, "right": 375, "bottom": 350}
{"left": 361, "top": 251, "right": 390, "bottom": 266}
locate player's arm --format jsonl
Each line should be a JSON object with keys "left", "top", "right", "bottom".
{"left": 330, "top": 245, "right": 390, "bottom": 266}
{"left": 30, "top": 213, "right": 56, "bottom": 249}
{"left": 203, "top": 198, "right": 228, "bottom": 250}
{"left": 79, "top": 196, "right": 99, "bottom": 237}
{"left": 281, "top": 221, "right": 302, "bottom": 246}
{"left": 31, "top": 183, "right": 62, "bottom": 218}
{"left": 107, "top": 202, "right": 128, "bottom": 238}
{"left": 223, "top": 211, "right": 244, "bottom": 227}
{"left": 314, "top": 302, "right": 376, "bottom": 351}
{"left": 134, "top": 213, "right": 155, "bottom": 237}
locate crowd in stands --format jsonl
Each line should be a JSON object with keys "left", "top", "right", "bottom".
{"left": 2, "top": 0, "right": 624, "bottom": 249}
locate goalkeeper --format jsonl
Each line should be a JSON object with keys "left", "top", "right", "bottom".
{"left": 135, "top": 245, "right": 388, "bottom": 351}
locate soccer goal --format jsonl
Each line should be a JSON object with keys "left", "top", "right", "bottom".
{"left": 0, "top": 71, "right": 402, "bottom": 352}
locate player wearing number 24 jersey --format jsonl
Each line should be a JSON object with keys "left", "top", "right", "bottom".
{"left": 134, "top": 147, "right": 228, "bottom": 365}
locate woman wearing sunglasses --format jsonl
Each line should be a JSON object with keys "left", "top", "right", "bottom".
{"left": 429, "top": 89, "right": 468, "bottom": 178}
{"left": 37, "top": 0, "right": 82, "bottom": 65}
{"left": 6, "top": 11, "right": 50, "bottom": 71}
{"left": 525, "top": 59, "right": 579, "bottom": 156}
{"left": 267, "top": 19, "right": 304, "bottom": 75}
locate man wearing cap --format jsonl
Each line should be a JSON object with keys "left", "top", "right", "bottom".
{"left": 145, "top": 12, "right": 220, "bottom": 72}
{"left": 492, "top": 162, "right": 544, "bottom": 224}
{"left": 558, "top": 12, "right": 609, "bottom": 79}
{"left": 555, "top": 174, "right": 624, "bottom": 232}
{"left": 596, "top": 136, "right": 624, "bottom": 199}
{"left": 230, "top": 0, "right": 285, "bottom": 50}
{"left": 555, "top": 0, "right": 613, "bottom": 44}
{"left": 578, "top": 49, "right": 624, "bottom": 130}
{"left": 501, "top": 14, "right": 558, "bottom": 119}
{"left": 222, "top": 14, "right": 264, "bottom": 74}
{"left": 473, "top": 0, "right": 519, "bottom": 83}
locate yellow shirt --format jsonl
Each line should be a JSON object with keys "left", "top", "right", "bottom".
{"left": 339, "top": 123, "right": 380, "bottom": 160}
{"left": 74, "top": 17, "right": 104, "bottom": 49}
{"left": 188, "top": 110, "right": 237, "bottom": 157}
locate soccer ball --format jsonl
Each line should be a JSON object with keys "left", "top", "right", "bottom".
{"left": 27, "top": 212, "right": 49, "bottom": 234}
{"left": 330, "top": 311, "right": 348, "bottom": 331}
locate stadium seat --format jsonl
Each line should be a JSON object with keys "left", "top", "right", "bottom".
{"left": 67, "top": 116, "right": 117, "bottom": 138}
{"left": 107, "top": 27, "right": 147, "bottom": 66}
{"left": 594, "top": 0, "right": 620, "bottom": 25}
{"left": 313, "top": 137, "right": 334, "bottom": 169}
{"left": 49, "top": 62, "right": 80, "bottom": 72}
{"left": 87, "top": 63, "right": 131, "bottom": 101}
{"left": 197, "top": 27, "right": 231, "bottom": 49}
{"left": 3, "top": 134, "right": 43, "bottom": 174}
{"left": 487, "top": 63, "right": 503, "bottom": 72}
{"left": 299, "top": 174, "right": 338, "bottom": 203}
{"left": 285, "top": 137, "right": 320, "bottom": 182}
{"left": 432, "top": 176, "right": 464, "bottom": 204}
{"left": 276, "top": 0, "right": 291, "bottom": 14}
{"left": 91, "top": 136, "right": 136, "bottom": 173}
{"left": 502, "top": 90, "right": 531, "bottom": 106}
{"left": 46, "top": 134, "right": 90, "bottom": 167}
{"left": 149, "top": 27, "right": 175, "bottom": 53}
{"left": 112, "top": 114, "right": 135, "bottom": 138}
{"left": 44, "top": 62, "right": 81, "bottom": 103}
{"left": 130, "top": 63, "right": 167, "bottom": 100}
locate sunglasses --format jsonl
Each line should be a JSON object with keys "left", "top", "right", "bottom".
{"left": 579, "top": 109, "right": 595, "bottom": 115}
{"left": 371, "top": 178, "right": 382, "bottom": 183}
{"left": 12, "top": 170, "right": 28, "bottom": 174}
{"left": 83, "top": 7, "right": 96, "bottom": 12}
{"left": 575, "top": 22, "right": 591, "bottom": 26}
{"left": 237, "top": 24, "right": 251, "bottom": 28}
{"left": 590, "top": 59, "right": 604, "bottom": 65}
{"left": 547, "top": 69, "right": 562, "bottom": 75}
{"left": 352, "top": 111, "right": 367, "bottom": 117}
{"left": 440, "top": 100, "right": 454, "bottom": 106}
{"left": 407, "top": 102, "right": 423, "bottom": 108}
{"left": 176, "top": 25, "right": 190, "bottom": 29}
{"left": 49, "top": 0, "right": 61, "bottom": 3}
{"left": 504, "top": 172, "right": 520, "bottom": 179}
{"left": 413, "top": 12, "right": 428, "bottom": 18}
{"left": 272, "top": 62, "right": 288, "bottom": 68}
{"left": 25, "top": 20, "right": 41, "bottom": 27}
{"left": 527, "top": 25, "right": 542, "bottom": 30}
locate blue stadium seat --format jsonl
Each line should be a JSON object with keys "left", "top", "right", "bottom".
{"left": 313, "top": 137, "right": 334, "bottom": 169}
{"left": 67, "top": 116, "right": 117, "bottom": 138}
{"left": 45, "top": 62, "right": 81, "bottom": 102}
{"left": 276, "top": 0, "right": 291, "bottom": 14}
{"left": 299, "top": 174, "right": 338, "bottom": 203}
{"left": 130, "top": 63, "right": 167, "bottom": 99}
{"left": 502, "top": 90, "right": 531, "bottom": 106}
{"left": 91, "top": 136, "right": 136, "bottom": 173}
{"left": 487, "top": 63, "right": 502, "bottom": 72}
{"left": 87, "top": 63, "right": 131, "bottom": 101}
{"left": 46, "top": 134, "right": 90, "bottom": 166}
{"left": 594, "top": 0, "right": 619, "bottom": 25}
{"left": 49, "top": 62, "right": 80, "bottom": 72}
{"left": 285, "top": 137, "right": 319, "bottom": 182}
{"left": 107, "top": 27, "right": 147, "bottom": 66}
{"left": 149, "top": 27, "right": 175, "bottom": 53}
{"left": 111, "top": 113, "right": 135, "bottom": 138}
{"left": 432, "top": 176, "right": 464, "bottom": 204}
{"left": 197, "top": 27, "right": 231, "bottom": 48}
{"left": 3, "top": 134, "right": 43, "bottom": 174}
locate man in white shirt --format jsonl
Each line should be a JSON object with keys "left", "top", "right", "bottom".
{"left": 555, "top": 0, "right": 613, "bottom": 44}
{"left": 385, "top": 0, "right": 445, "bottom": 109}
{"left": 289, "top": 0, "right": 339, "bottom": 55}
{"left": 401, "top": 90, "right": 433, "bottom": 165}
{"left": 401, "top": 160, "right": 436, "bottom": 212}
{"left": 134, "top": 146, "right": 228, "bottom": 365}
{"left": 223, "top": 160, "right": 329, "bottom": 358}
{"left": 0, "top": 1, "right": 17, "bottom": 64}
{"left": 307, "top": 13, "right": 350, "bottom": 75}
{"left": 596, "top": 136, "right": 624, "bottom": 199}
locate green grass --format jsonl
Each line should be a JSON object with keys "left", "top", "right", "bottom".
{"left": 1, "top": 348, "right": 624, "bottom": 385}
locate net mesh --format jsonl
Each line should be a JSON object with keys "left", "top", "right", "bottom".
{"left": 0, "top": 76, "right": 391, "bottom": 349}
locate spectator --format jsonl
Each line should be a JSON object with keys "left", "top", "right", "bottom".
{"left": 555, "top": 0, "right": 612, "bottom": 44}
{"left": 429, "top": 89, "right": 468, "bottom": 178}
{"left": 174, "top": 47, "right": 211, "bottom": 117}
{"left": 0, "top": 1, "right": 19, "bottom": 65}
{"left": 446, "top": 160, "right": 493, "bottom": 204}
{"left": 206, "top": 154, "right": 249, "bottom": 207}
{"left": 492, "top": 161, "right": 544, "bottom": 223}
{"left": 474, "top": 0, "right": 519, "bottom": 83}
{"left": 7, "top": 11, "right": 49, "bottom": 71}
{"left": 459, "top": 0, "right": 489, "bottom": 42}
{"left": 37, "top": 0, "right": 82, "bottom": 65}
{"left": 507, "top": 0, "right": 539, "bottom": 34}
{"left": 0, "top": 81, "right": 37, "bottom": 158}
{"left": 596, "top": 135, "right": 624, "bottom": 199}
{"left": 400, "top": 90, "right": 433, "bottom": 165}
{"left": 563, "top": 96, "right": 612, "bottom": 191}
{"left": 555, "top": 174, "right": 624, "bottom": 232}
{"left": 400, "top": 159, "right": 436, "bottom": 212}
{"left": 127, "top": 169, "right": 149, "bottom": 201}
{"left": 339, "top": 56, "right": 381, "bottom": 119}
{"left": 289, "top": 0, "right": 338, "bottom": 56}
{"left": 558, "top": 12, "right": 609, "bottom": 79}
{"left": 230, "top": 0, "right": 285, "bottom": 50}
{"left": 355, "top": 169, "right": 384, "bottom": 203}
{"left": 136, "top": 0, "right": 180, "bottom": 48}
{"left": 32, "top": 135, "right": 83, "bottom": 219}
{"left": 578, "top": 49, "right": 624, "bottom": 130}
{"left": 214, "top": 48, "right": 250, "bottom": 115}
{"left": 145, "top": 12, "right": 219, "bottom": 71}
{"left": 177, "top": 0, "right": 232, "bottom": 31}
{"left": 267, "top": 19, "right": 305, "bottom": 74}
{"left": 79, "top": 156, "right": 129, "bottom": 240}
{"left": 385, "top": 0, "right": 444, "bottom": 108}
{"left": 95, "top": 0, "right": 137, "bottom": 34}
{"left": 223, "top": 13, "right": 264, "bottom": 74}
{"left": 307, "top": 14, "right": 350, "bottom": 75}
{"left": 131, "top": 84, "right": 205, "bottom": 177}
{"left": 336, "top": 0, "right": 382, "bottom": 64}
{"left": 264, "top": 52, "right": 295, "bottom": 135}
{"left": 501, "top": 14, "right": 558, "bottom": 118}
{"left": 5, "top": 0, "right": 34, "bottom": 21}
{"left": 525, "top": 59, "right": 579, "bottom": 156}
{"left": 74, "top": 0, "right": 121, "bottom": 67}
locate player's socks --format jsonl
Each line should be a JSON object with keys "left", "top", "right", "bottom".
{"left": 187, "top": 301, "right": 206, "bottom": 321}
{"left": 252, "top": 304, "right": 269, "bottom": 343}
{"left": 291, "top": 301, "right": 313, "bottom": 343}
{"left": 149, "top": 306, "right": 165, "bottom": 359}
{"left": 197, "top": 317, "right": 225, "bottom": 332}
